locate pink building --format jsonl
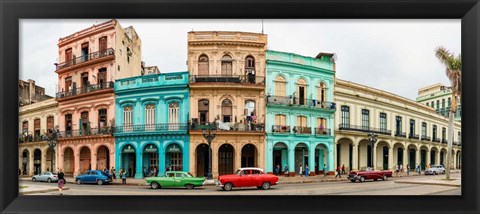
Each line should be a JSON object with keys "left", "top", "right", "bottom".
{"left": 54, "top": 19, "right": 142, "bottom": 176}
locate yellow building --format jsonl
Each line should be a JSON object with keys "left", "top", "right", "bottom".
{"left": 334, "top": 79, "right": 461, "bottom": 172}
{"left": 187, "top": 31, "right": 267, "bottom": 178}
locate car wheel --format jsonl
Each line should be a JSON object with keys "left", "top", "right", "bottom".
{"left": 76, "top": 179, "right": 82, "bottom": 185}
{"left": 261, "top": 182, "right": 271, "bottom": 190}
{"left": 350, "top": 180, "right": 356, "bottom": 183}
{"left": 360, "top": 177, "right": 366, "bottom": 182}
{"left": 383, "top": 175, "right": 388, "bottom": 181}
{"left": 223, "top": 183, "right": 233, "bottom": 191}
{"left": 32, "top": 177, "right": 36, "bottom": 182}
{"left": 151, "top": 182, "right": 160, "bottom": 189}
{"left": 97, "top": 180, "right": 104, "bottom": 185}
{"left": 185, "top": 184, "right": 194, "bottom": 189}
{"left": 47, "top": 178, "right": 52, "bottom": 183}
{"left": 434, "top": 171, "right": 437, "bottom": 175}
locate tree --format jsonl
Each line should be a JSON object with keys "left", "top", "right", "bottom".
{"left": 434, "top": 46, "right": 461, "bottom": 180}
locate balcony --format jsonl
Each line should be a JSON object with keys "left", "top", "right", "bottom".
{"left": 189, "top": 121, "right": 265, "bottom": 132}
{"left": 315, "top": 128, "right": 331, "bottom": 136}
{"left": 442, "top": 139, "right": 448, "bottom": 144}
{"left": 408, "top": 133, "right": 419, "bottom": 139}
{"left": 57, "top": 127, "right": 114, "bottom": 139}
{"left": 189, "top": 75, "right": 265, "bottom": 85}
{"left": 394, "top": 131, "right": 407, "bottom": 138}
{"left": 272, "top": 125, "right": 290, "bottom": 134}
{"left": 293, "top": 126, "right": 311, "bottom": 135}
{"left": 55, "top": 48, "right": 115, "bottom": 71}
{"left": 421, "top": 135, "right": 431, "bottom": 141}
{"left": 18, "top": 130, "right": 51, "bottom": 143}
{"left": 266, "top": 95, "right": 336, "bottom": 111}
{"left": 56, "top": 81, "right": 114, "bottom": 99}
{"left": 115, "top": 123, "right": 187, "bottom": 134}
{"left": 338, "top": 124, "right": 391, "bottom": 135}
{"left": 432, "top": 137, "right": 440, "bottom": 142}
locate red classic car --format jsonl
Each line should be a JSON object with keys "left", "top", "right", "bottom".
{"left": 348, "top": 167, "right": 393, "bottom": 182}
{"left": 216, "top": 167, "right": 279, "bottom": 191}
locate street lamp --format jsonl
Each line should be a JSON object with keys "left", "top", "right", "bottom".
{"left": 47, "top": 130, "right": 58, "bottom": 173}
{"left": 202, "top": 123, "right": 216, "bottom": 180}
{"left": 367, "top": 132, "right": 378, "bottom": 169}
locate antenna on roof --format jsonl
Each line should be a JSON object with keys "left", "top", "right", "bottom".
{"left": 261, "top": 19, "right": 264, "bottom": 34}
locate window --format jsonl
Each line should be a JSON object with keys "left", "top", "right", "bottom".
{"left": 296, "top": 116, "right": 307, "bottom": 127}
{"left": 145, "top": 104, "right": 155, "bottom": 131}
{"left": 65, "top": 77, "right": 72, "bottom": 93}
{"left": 126, "top": 47, "right": 131, "bottom": 63}
{"left": 297, "top": 78, "right": 307, "bottom": 105}
{"left": 33, "top": 119, "right": 40, "bottom": 140}
{"left": 245, "top": 56, "right": 255, "bottom": 75}
{"left": 221, "top": 55, "right": 233, "bottom": 75}
{"left": 275, "top": 114, "right": 286, "bottom": 125}
{"left": 341, "top": 106, "right": 350, "bottom": 127}
{"left": 123, "top": 106, "right": 133, "bottom": 132}
{"left": 426, "top": 103, "right": 429, "bottom": 107}
{"left": 409, "top": 119, "right": 415, "bottom": 135}
{"left": 431, "top": 101, "right": 434, "bottom": 108}
{"left": 448, "top": 97, "right": 451, "bottom": 108}
{"left": 457, "top": 131, "right": 461, "bottom": 143}
{"left": 80, "top": 111, "right": 89, "bottom": 131}
{"left": 198, "top": 99, "right": 209, "bottom": 124}
{"left": 442, "top": 127, "right": 446, "bottom": 140}
{"left": 168, "top": 103, "right": 180, "bottom": 130}
{"left": 65, "top": 48, "right": 72, "bottom": 65}
{"left": 274, "top": 76, "right": 286, "bottom": 96}
{"left": 436, "top": 100, "right": 440, "bottom": 111}
{"left": 99, "top": 36, "right": 107, "bottom": 52}
{"left": 98, "top": 109, "right": 107, "bottom": 128}
{"left": 221, "top": 99, "right": 232, "bottom": 122}
{"left": 396, "top": 116, "right": 402, "bottom": 133}
{"left": 379, "top": 113, "right": 387, "bottom": 132}
{"left": 318, "top": 82, "right": 327, "bottom": 102}
{"left": 421, "top": 122, "right": 427, "bottom": 137}
{"left": 46, "top": 116, "right": 54, "bottom": 132}
{"left": 198, "top": 55, "right": 209, "bottom": 75}
{"left": 65, "top": 114, "right": 72, "bottom": 134}
{"left": 433, "top": 125, "right": 437, "bottom": 139}
{"left": 98, "top": 68, "right": 107, "bottom": 86}
{"left": 81, "top": 42, "right": 89, "bottom": 62}
{"left": 442, "top": 99, "right": 445, "bottom": 108}
{"left": 361, "top": 109, "right": 369, "bottom": 130}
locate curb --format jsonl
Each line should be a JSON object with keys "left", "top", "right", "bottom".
{"left": 20, "top": 187, "right": 70, "bottom": 195}
{"left": 394, "top": 181, "right": 460, "bottom": 187}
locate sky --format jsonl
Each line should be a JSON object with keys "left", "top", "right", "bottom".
{"left": 20, "top": 19, "right": 461, "bottom": 100}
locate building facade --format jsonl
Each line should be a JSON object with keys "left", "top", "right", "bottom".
{"left": 54, "top": 19, "right": 142, "bottom": 176}
{"left": 114, "top": 72, "right": 190, "bottom": 179}
{"left": 187, "top": 31, "right": 267, "bottom": 178}
{"left": 334, "top": 79, "right": 462, "bottom": 172}
{"left": 416, "top": 83, "right": 461, "bottom": 122}
{"left": 19, "top": 98, "right": 58, "bottom": 176}
{"left": 265, "top": 50, "right": 336, "bottom": 176}
{"left": 19, "top": 79, "right": 52, "bottom": 106}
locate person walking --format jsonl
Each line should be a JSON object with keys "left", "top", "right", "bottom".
{"left": 275, "top": 165, "right": 280, "bottom": 175}
{"left": 323, "top": 164, "right": 327, "bottom": 177}
{"left": 335, "top": 166, "right": 341, "bottom": 178}
{"left": 406, "top": 164, "right": 410, "bottom": 176}
{"left": 395, "top": 164, "right": 399, "bottom": 177}
{"left": 417, "top": 163, "right": 421, "bottom": 175}
{"left": 400, "top": 164, "right": 403, "bottom": 175}
{"left": 121, "top": 169, "right": 127, "bottom": 185}
{"left": 57, "top": 169, "right": 65, "bottom": 195}
{"left": 304, "top": 165, "right": 309, "bottom": 177}
{"left": 284, "top": 165, "right": 289, "bottom": 177}
{"left": 111, "top": 167, "right": 116, "bottom": 181}
{"left": 299, "top": 165, "right": 303, "bottom": 177}
{"left": 341, "top": 164, "right": 346, "bottom": 174}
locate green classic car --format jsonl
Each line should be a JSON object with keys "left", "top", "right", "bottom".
{"left": 146, "top": 171, "right": 206, "bottom": 189}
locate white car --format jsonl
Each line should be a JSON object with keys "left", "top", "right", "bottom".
{"left": 32, "top": 171, "right": 59, "bottom": 183}
{"left": 424, "top": 165, "right": 446, "bottom": 175}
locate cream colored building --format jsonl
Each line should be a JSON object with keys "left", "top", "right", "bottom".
{"left": 187, "top": 31, "right": 267, "bottom": 178}
{"left": 416, "top": 83, "right": 461, "bottom": 122}
{"left": 19, "top": 98, "right": 58, "bottom": 176}
{"left": 334, "top": 79, "right": 461, "bottom": 172}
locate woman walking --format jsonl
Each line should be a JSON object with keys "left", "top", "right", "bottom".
{"left": 57, "top": 169, "right": 65, "bottom": 195}
{"left": 121, "top": 169, "right": 127, "bottom": 185}
{"left": 111, "top": 167, "right": 116, "bottom": 181}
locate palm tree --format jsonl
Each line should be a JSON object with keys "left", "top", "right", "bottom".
{"left": 434, "top": 46, "right": 461, "bottom": 180}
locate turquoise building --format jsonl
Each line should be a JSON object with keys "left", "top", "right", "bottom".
{"left": 265, "top": 50, "right": 336, "bottom": 176}
{"left": 114, "top": 72, "right": 190, "bottom": 179}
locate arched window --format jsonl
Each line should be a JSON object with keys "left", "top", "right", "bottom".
{"left": 275, "top": 76, "right": 286, "bottom": 96}
{"left": 221, "top": 55, "right": 233, "bottom": 76}
{"left": 22, "top": 121, "right": 29, "bottom": 134}
{"left": 318, "top": 82, "right": 327, "bottom": 102}
{"left": 221, "top": 99, "right": 233, "bottom": 122}
{"left": 296, "top": 115, "right": 307, "bottom": 127}
{"left": 145, "top": 104, "right": 156, "bottom": 131}
{"left": 198, "top": 55, "right": 209, "bottom": 75}
{"left": 245, "top": 56, "right": 255, "bottom": 74}
{"left": 123, "top": 106, "right": 133, "bottom": 132}
{"left": 168, "top": 102, "right": 180, "bottom": 124}
{"left": 198, "top": 99, "right": 209, "bottom": 124}
{"left": 274, "top": 114, "right": 288, "bottom": 133}
{"left": 244, "top": 100, "right": 256, "bottom": 130}
{"left": 297, "top": 78, "right": 307, "bottom": 105}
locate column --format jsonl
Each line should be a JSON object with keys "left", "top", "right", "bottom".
{"left": 159, "top": 147, "right": 165, "bottom": 176}
{"left": 91, "top": 150, "right": 97, "bottom": 170}
{"left": 28, "top": 151, "right": 34, "bottom": 176}
{"left": 402, "top": 146, "right": 408, "bottom": 170}
{"left": 74, "top": 149, "right": 80, "bottom": 176}
{"left": 212, "top": 144, "right": 219, "bottom": 178}
{"left": 452, "top": 151, "right": 457, "bottom": 170}
{"left": 41, "top": 151, "right": 47, "bottom": 173}
{"left": 436, "top": 148, "right": 441, "bottom": 166}
{"left": 352, "top": 143, "right": 358, "bottom": 170}
{"left": 266, "top": 141, "right": 273, "bottom": 173}
{"left": 416, "top": 148, "right": 421, "bottom": 170}
{"left": 109, "top": 149, "right": 115, "bottom": 171}
{"left": 372, "top": 144, "right": 377, "bottom": 170}
{"left": 426, "top": 149, "right": 431, "bottom": 166}
{"left": 135, "top": 149, "right": 143, "bottom": 179}
{"left": 58, "top": 146, "right": 64, "bottom": 173}
{"left": 388, "top": 146, "right": 394, "bottom": 170}
{"left": 115, "top": 149, "right": 120, "bottom": 178}
{"left": 327, "top": 145, "right": 334, "bottom": 174}
{"left": 288, "top": 146, "right": 295, "bottom": 177}
{"left": 308, "top": 144, "right": 315, "bottom": 176}
{"left": 190, "top": 143, "right": 196, "bottom": 176}
{"left": 234, "top": 145, "right": 241, "bottom": 170}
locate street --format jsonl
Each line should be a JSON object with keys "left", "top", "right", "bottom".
{"left": 21, "top": 173, "right": 461, "bottom": 196}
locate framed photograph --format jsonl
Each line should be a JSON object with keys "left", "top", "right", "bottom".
{"left": 1, "top": 0, "right": 479, "bottom": 214}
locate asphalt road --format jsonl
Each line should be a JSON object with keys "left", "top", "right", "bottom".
{"left": 22, "top": 174, "right": 460, "bottom": 196}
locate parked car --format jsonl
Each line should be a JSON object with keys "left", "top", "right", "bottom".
{"left": 75, "top": 170, "right": 112, "bottom": 185}
{"left": 216, "top": 167, "right": 279, "bottom": 191}
{"left": 146, "top": 171, "right": 205, "bottom": 189}
{"left": 424, "top": 165, "right": 446, "bottom": 175}
{"left": 32, "top": 171, "right": 58, "bottom": 183}
{"left": 348, "top": 167, "right": 393, "bottom": 182}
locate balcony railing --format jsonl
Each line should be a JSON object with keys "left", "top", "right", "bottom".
{"left": 57, "top": 127, "right": 114, "bottom": 139}
{"left": 56, "top": 81, "right": 114, "bottom": 99}
{"left": 266, "top": 95, "right": 336, "bottom": 110}
{"left": 55, "top": 48, "right": 115, "bottom": 70}
{"left": 115, "top": 123, "right": 187, "bottom": 134}
{"left": 315, "top": 128, "right": 331, "bottom": 136}
{"left": 189, "top": 75, "right": 265, "bottom": 85}
{"left": 338, "top": 123, "right": 391, "bottom": 135}
{"left": 432, "top": 137, "right": 440, "bottom": 142}
{"left": 272, "top": 125, "right": 291, "bottom": 134}
{"left": 421, "top": 135, "right": 431, "bottom": 141}
{"left": 293, "top": 126, "right": 311, "bottom": 135}
{"left": 394, "top": 131, "right": 406, "bottom": 138}
{"left": 189, "top": 122, "right": 265, "bottom": 132}
{"left": 442, "top": 139, "right": 448, "bottom": 144}
{"left": 408, "top": 133, "right": 419, "bottom": 139}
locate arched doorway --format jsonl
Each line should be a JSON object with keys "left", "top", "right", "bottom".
{"left": 241, "top": 144, "right": 256, "bottom": 167}
{"left": 375, "top": 141, "right": 390, "bottom": 170}
{"left": 430, "top": 147, "right": 438, "bottom": 165}
{"left": 392, "top": 143, "right": 404, "bottom": 166}
{"left": 33, "top": 149, "right": 42, "bottom": 175}
{"left": 440, "top": 148, "right": 447, "bottom": 166}
{"left": 143, "top": 144, "right": 159, "bottom": 177}
{"left": 63, "top": 147, "right": 74, "bottom": 175}
{"left": 358, "top": 139, "right": 371, "bottom": 168}
{"left": 456, "top": 151, "right": 461, "bottom": 169}
{"left": 294, "top": 143, "right": 309, "bottom": 175}
{"left": 22, "top": 149, "right": 29, "bottom": 175}
{"left": 336, "top": 138, "right": 353, "bottom": 172}
{"left": 315, "top": 144, "right": 328, "bottom": 174}
{"left": 46, "top": 149, "right": 56, "bottom": 172}
{"left": 97, "top": 145, "right": 110, "bottom": 171}
{"left": 272, "top": 142, "right": 288, "bottom": 174}
{"left": 121, "top": 145, "right": 136, "bottom": 177}
{"left": 408, "top": 144, "right": 418, "bottom": 171}
{"left": 420, "top": 146, "right": 428, "bottom": 170}
{"left": 79, "top": 147, "right": 91, "bottom": 173}
{"left": 196, "top": 144, "right": 210, "bottom": 177}
{"left": 218, "top": 144, "right": 234, "bottom": 175}
{"left": 166, "top": 143, "right": 183, "bottom": 171}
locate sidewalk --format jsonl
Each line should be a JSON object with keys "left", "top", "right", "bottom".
{"left": 394, "top": 171, "right": 461, "bottom": 187}
{"left": 19, "top": 184, "right": 69, "bottom": 195}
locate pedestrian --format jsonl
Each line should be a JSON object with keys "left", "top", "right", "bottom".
{"left": 103, "top": 167, "right": 109, "bottom": 175}
{"left": 341, "top": 164, "right": 346, "bottom": 174}
{"left": 417, "top": 164, "right": 421, "bottom": 175}
{"left": 121, "top": 168, "right": 127, "bottom": 185}
{"left": 406, "top": 164, "right": 410, "bottom": 176}
{"left": 153, "top": 167, "right": 157, "bottom": 177}
{"left": 400, "top": 164, "right": 403, "bottom": 174}
{"left": 335, "top": 166, "right": 341, "bottom": 178}
{"left": 284, "top": 165, "right": 289, "bottom": 177}
{"left": 323, "top": 164, "right": 327, "bottom": 177}
{"left": 57, "top": 169, "right": 65, "bottom": 195}
{"left": 395, "top": 164, "right": 399, "bottom": 177}
{"left": 299, "top": 165, "right": 303, "bottom": 177}
{"left": 304, "top": 165, "right": 309, "bottom": 177}
{"left": 275, "top": 165, "right": 280, "bottom": 175}
{"left": 111, "top": 167, "right": 116, "bottom": 181}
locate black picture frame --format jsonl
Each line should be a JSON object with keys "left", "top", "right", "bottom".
{"left": 1, "top": 0, "right": 479, "bottom": 213}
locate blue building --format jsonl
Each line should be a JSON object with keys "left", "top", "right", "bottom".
{"left": 114, "top": 72, "right": 190, "bottom": 179}
{"left": 265, "top": 50, "right": 336, "bottom": 176}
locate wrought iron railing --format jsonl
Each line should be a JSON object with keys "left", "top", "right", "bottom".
{"left": 432, "top": 137, "right": 440, "bottom": 142}
{"left": 189, "top": 75, "right": 265, "bottom": 85}
{"left": 115, "top": 123, "right": 187, "bottom": 134}
{"left": 315, "top": 128, "right": 331, "bottom": 136}
{"left": 56, "top": 81, "right": 114, "bottom": 99}
{"left": 189, "top": 121, "right": 264, "bottom": 132}
{"left": 338, "top": 123, "right": 391, "bottom": 135}
{"left": 394, "top": 131, "right": 406, "bottom": 138}
{"left": 55, "top": 48, "right": 115, "bottom": 70}
{"left": 266, "top": 95, "right": 336, "bottom": 110}
{"left": 57, "top": 126, "right": 114, "bottom": 138}
{"left": 421, "top": 135, "right": 431, "bottom": 141}
{"left": 293, "top": 126, "right": 311, "bottom": 134}
{"left": 272, "top": 125, "right": 290, "bottom": 133}
{"left": 441, "top": 139, "right": 448, "bottom": 144}
{"left": 408, "top": 133, "right": 419, "bottom": 139}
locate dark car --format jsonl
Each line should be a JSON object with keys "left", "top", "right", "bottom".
{"left": 75, "top": 170, "right": 112, "bottom": 185}
{"left": 348, "top": 167, "right": 393, "bottom": 182}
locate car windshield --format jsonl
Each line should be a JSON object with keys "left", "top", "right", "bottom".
{"left": 186, "top": 173, "right": 193, "bottom": 177}
{"left": 235, "top": 169, "right": 241, "bottom": 175}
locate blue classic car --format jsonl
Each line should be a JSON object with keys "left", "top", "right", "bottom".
{"left": 75, "top": 170, "right": 112, "bottom": 185}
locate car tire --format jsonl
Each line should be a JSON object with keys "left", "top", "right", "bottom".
{"left": 261, "top": 182, "right": 271, "bottom": 190}
{"left": 434, "top": 171, "right": 437, "bottom": 175}
{"left": 151, "top": 182, "right": 160, "bottom": 189}
{"left": 360, "top": 177, "right": 366, "bottom": 182}
{"left": 97, "top": 180, "right": 103, "bottom": 185}
{"left": 350, "top": 180, "right": 356, "bottom": 183}
{"left": 32, "top": 177, "right": 36, "bottom": 182}
{"left": 383, "top": 175, "right": 388, "bottom": 181}
{"left": 76, "top": 179, "right": 82, "bottom": 185}
{"left": 223, "top": 183, "right": 233, "bottom": 191}
{"left": 185, "top": 184, "right": 194, "bottom": 189}
{"left": 47, "top": 178, "right": 52, "bottom": 183}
